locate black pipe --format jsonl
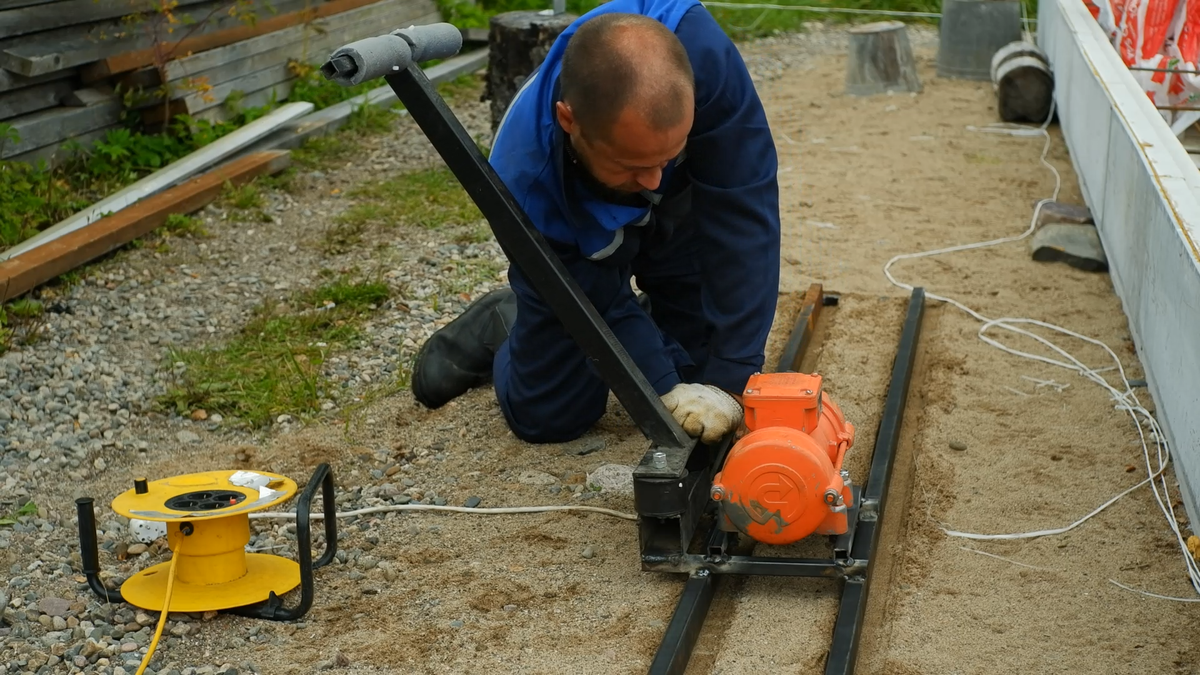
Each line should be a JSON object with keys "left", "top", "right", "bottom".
{"left": 75, "top": 497, "right": 124, "bottom": 604}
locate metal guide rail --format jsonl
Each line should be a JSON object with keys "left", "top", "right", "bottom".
{"left": 318, "top": 28, "right": 926, "bottom": 674}
{"left": 644, "top": 286, "right": 925, "bottom": 675}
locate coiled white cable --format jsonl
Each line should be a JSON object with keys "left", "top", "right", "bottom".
{"left": 883, "top": 100, "right": 1200, "bottom": 599}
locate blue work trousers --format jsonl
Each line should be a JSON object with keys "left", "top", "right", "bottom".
{"left": 493, "top": 224, "right": 709, "bottom": 443}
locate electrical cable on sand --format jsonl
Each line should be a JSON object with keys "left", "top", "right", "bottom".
{"left": 882, "top": 99, "right": 1200, "bottom": 600}
{"left": 251, "top": 503, "right": 639, "bottom": 521}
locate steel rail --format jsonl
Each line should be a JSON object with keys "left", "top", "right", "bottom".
{"left": 647, "top": 287, "right": 925, "bottom": 675}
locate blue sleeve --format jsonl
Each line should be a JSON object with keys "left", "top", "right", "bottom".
{"left": 676, "top": 6, "right": 782, "bottom": 394}
{"left": 539, "top": 238, "right": 684, "bottom": 396}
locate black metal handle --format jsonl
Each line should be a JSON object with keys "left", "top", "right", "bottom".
{"left": 75, "top": 497, "right": 125, "bottom": 604}
{"left": 232, "top": 463, "right": 338, "bottom": 621}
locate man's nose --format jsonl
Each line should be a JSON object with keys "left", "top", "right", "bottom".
{"left": 636, "top": 167, "right": 663, "bottom": 191}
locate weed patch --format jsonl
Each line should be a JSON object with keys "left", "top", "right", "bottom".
{"left": 339, "top": 166, "right": 482, "bottom": 230}
{"left": 0, "top": 299, "right": 47, "bottom": 354}
{"left": 160, "top": 278, "right": 393, "bottom": 427}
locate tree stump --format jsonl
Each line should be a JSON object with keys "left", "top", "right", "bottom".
{"left": 482, "top": 10, "right": 577, "bottom": 136}
{"left": 844, "top": 21, "right": 922, "bottom": 96}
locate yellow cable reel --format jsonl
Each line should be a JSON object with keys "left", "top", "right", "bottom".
{"left": 110, "top": 470, "right": 302, "bottom": 612}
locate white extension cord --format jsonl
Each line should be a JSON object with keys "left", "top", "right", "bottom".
{"left": 884, "top": 101, "right": 1200, "bottom": 601}
{"left": 250, "top": 503, "right": 638, "bottom": 522}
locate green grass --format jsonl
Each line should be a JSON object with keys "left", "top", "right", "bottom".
{"left": 322, "top": 166, "right": 483, "bottom": 253}
{"left": 435, "top": 0, "right": 1028, "bottom": 38}
{"left": 341, "top": 167, "right": 482, "bottom": 229}
{"left": 159, "top": 278, "right": 392, "bottom": 427}
{"left": 0, "top": 501, "right": 38, "bottom": 527}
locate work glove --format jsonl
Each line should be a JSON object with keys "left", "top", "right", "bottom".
{"left": 661, "top": 383, "right": 744, "bottom": 444}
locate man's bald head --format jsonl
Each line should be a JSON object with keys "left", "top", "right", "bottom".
{"left": 558, "top": 13, "right": 695, "bottom": 142}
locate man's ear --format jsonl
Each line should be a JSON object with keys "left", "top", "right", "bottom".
{"left": 555, "top": 101, "right": 578, "bottom": 135}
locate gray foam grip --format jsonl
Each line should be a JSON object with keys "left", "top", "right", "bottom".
{"left": 393, "top": 23, "right": 464, "bottom": 62}
{"left": 327, "top": 34, "right": 414, "bottom": 86}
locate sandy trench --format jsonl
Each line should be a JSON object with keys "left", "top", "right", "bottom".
{"left": 4, "top": 22, "right": 1200, "bottom": 675}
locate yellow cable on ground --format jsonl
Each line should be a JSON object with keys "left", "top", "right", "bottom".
{"left": 137, "top": 535, "right": 183, "bottom": 675}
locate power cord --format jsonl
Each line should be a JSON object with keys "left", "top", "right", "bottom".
{"left": 884, "top": 100, "right": 1200, "bottom": 600}
{"left": 137, "top": 523, "right": 189, "bottom": 675}
{"left": 250, "top": 503, "right": 638, "bottom": 522}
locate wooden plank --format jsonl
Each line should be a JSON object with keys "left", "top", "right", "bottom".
{"left": 2, "top": 101, "right": 312, "bottom": 260}
{"left": 163, "top": 0, "right": 428, "bottom": 81}
{"left": 132, "top": 1, "right": 431, "bottom": 100}
{"left": 0, "top": 66, "right": 73, "bottom": 94}
{"left": 142, "top": 8, "right": 438, "bottom": 122}
{"left": 0, "top": 0, "right": 75, "bottom": 9}
{"left": 0, "top": 79, "right": 72, "bottom": 121}
{"left": 7, "top": 124, "right": 119, "bottom": 168}
{"left": 239, "top": 48, "right": 487, "bottom": 155}
{"left": 0, "top": 0, "right": 320, "bottom": 77}
{"left": 87, "top": 0, "right": 391, "bottom": 78}
{"left": 0, "top": 151, "right": 292, "bottom": 303}
{"left": 1, "top": 98, "right": 123, "bottom": 159}
{"left": 0, "top": 0, "right": 211, "bottom": 39}
{"left": 192, "top": 80, "right": 298, "bottom": 125}
{"left": 62, "top": 86, "right": 116, "bottom": 107}
{"left": 96, "top": 0, "right": 421, "bottom": 88}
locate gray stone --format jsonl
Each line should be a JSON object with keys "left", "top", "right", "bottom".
{"left": 565, "top": 438, "right": 605, "bottom": 456}
{"left": 176, "top": 430, "right": 200, "bottom": 444}
{"left": 36, "top": 597, "right": 71, "bottom": 617}
{"left": 517, "top": 470, "right": 557, "bottom": 486}
{"left": 1030, "top": 222, "right": 1108, "bottom": 272}
{"left": 464, "top": 496, "right": 482, "bottom": 508}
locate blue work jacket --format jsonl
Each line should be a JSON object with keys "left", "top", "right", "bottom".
{"left": 488, "top": 0, "right": 782, "bottom": 397}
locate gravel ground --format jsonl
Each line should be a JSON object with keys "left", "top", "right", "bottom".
{"left": 0, "top": 23, "right": 951, "bottom": 675}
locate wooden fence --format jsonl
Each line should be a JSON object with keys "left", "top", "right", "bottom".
{"left": 0, "top": 0, "right": 440, "bottom": 166}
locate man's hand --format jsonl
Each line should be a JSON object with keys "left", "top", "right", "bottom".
{"left": 661, "top": 383, "right": 744, "bottom": 444}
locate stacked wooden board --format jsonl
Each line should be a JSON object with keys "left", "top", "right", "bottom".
{"left": 0, "top": 0, "right": 440, "bottom": 165}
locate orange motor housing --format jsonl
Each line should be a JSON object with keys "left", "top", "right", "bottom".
{"left": 711, "top": 372, "right": 856, "bottom": 546}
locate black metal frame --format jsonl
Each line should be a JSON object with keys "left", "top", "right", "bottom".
{"left": 75, "top": 463, "right": 338, "bottom": 622}
{"left": 645, "top": 288, "right": 925, "bottom": 675}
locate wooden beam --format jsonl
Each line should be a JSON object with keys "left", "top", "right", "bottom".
{"left": 240, "top": 48, "right": 487, "bottom": 154}
{"left": 0, "top": 0, "right": 319, "bottom": 77}
{"left": 163, "top": 0, "right": 429, "bottom": 81}
{"left": 0, "top": 79, "right": 73, "bottom": 121}
{"left": 7, "top": 124, "right": 119, "bottom": 168}
{"left": 75, "top": 0, "right": 391, "bottom": 79}
{"left": 0, "top": 0, "right": 77, "bottom": 9}
{"left": 3, "top": 101, "right": 312, "bottom": 260}
{"left": 0, "top": 66, "right": 73, "bottom": 94}
{"left": 0, "top": 0, "right": 210, "bottom": 39}
{"left": 192, "top": 80, "right": 298, "bottom": 125}
{"left": 1, "top": 97, "right": 123, "bottom": 159}
{"left": 0, "top": 151, "right": 292, "bottom": 303}
{"left": 96, "top": 0, "right": 425, "bottom": 88}
{"left": 139, "top": 8, "right": 438, "bottom": 123}
{"left": 133, "top": 3, "right": 434, "bottom": 105}
{"left": 61, "top": 86, "right": 116, "bottom": 107}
